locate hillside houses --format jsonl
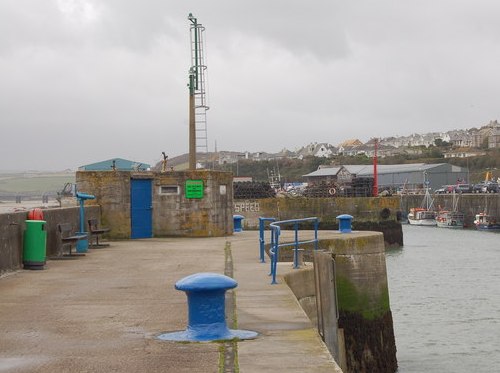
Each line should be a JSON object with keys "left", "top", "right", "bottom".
{"left": 182, "top": 120, "right": 500, "bottom": 167}
{"left": 449, "top": 131, "right": 473, "bottom": 148}
{"left": 380, "top": 132, "right": 448, "bottom": 148}
{"left": 470, "top": 120, "right": 500, "bottom": 148}
{"left": 296, "top": 142, "right": 337, "bottom": 158}
{"left": 379, "top": 120, "right": 499, "bottom": 153}
{"left": 443, "top": 148, "right": 486, "bottom": 159}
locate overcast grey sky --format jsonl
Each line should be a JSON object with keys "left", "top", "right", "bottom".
{"left": 1, "top": 1, "right": 499, "bottom": 170}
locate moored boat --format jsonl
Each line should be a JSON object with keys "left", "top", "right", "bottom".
{"left": 408, "top": 208, "right": 437, "bottom": 226}
{"left": 407, "top": 180, "right": 436, "bottom": 226}
{"left": 436, "top": 191, "right": 464, "bottom": 228}
{"left": 473, "top": 212, "right": 500, "bottom": 231}
{"left": 436, "top": 210, "right": 464, "bottom": 228}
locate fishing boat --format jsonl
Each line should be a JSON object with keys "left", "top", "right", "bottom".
{"left": 408, "top": 208, "right": 437, "bottom": 226}
{"left": 408, "top": 184, "right": 436, "bottom": 226}
{"left": 473, "top": 193, "right": 500, "bottom": 230}
{"left": 436, "top": 211, "right": 465, "bottom": 228}
{"left": 473, "top": 212, "right": 500, "bottom": 231}
{"left": 436, "top": 191, "right": 464, "bottom": 229}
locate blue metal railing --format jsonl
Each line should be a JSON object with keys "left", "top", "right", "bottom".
{"left": 269, "top": 217, "right": 319, "bottom": 284}
{"left": 258, "top": 217, "right": 276, "bottom": 263}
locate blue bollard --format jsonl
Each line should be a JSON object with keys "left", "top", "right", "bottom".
{"left": 233, "top": 215, "right": 244, "bottom": 233}
{"left": 336, "top": 214, "right": 353, "bottom": 233}
{"left": 157, "top": 273, "right": 258, "bottom": 342}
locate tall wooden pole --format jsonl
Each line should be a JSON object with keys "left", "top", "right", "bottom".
{"left": 373, "top": 138, "right": 378, "bottom": 196}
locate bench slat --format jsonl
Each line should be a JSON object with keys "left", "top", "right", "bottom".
{"left": 88, "top": 219, "right": 110, "bottom": 248}
{"left": 57, "top": 223, "right": 86, "bottom": 257}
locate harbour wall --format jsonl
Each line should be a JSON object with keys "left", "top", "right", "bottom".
{"left": 0, "top": 206, "right": 100, "bottom": 275}
{"left": 235, "top": 196, "right": 403, "bottom": 247}
{"left": 400, "top": 194, "right": 499, "bottom": 226}
{"left": 283, "top": 231, "right": 397, "bottom": 373}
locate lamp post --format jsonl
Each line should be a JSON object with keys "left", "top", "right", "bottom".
{"left": 373, "top": 138, "right": 378, "bottom": 196}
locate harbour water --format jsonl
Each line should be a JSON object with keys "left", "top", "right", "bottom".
{"left": 386, "top": 225, "right": 500, "bottom": 372}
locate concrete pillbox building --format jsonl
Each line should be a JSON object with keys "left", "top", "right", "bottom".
{"left": 76, "top": 169, "right": 233, "bottom": 239}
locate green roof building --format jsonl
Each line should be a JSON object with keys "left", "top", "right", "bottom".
{"left": 79, "top": 158, "right": 150, "bottom": 171}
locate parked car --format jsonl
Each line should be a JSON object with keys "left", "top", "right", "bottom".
{"left": 473, "top": 183, "right": 486, "bottom": 193}
{"left": 444, "top": 185, "right": 455, "bottom": 193}
{"left": 434, "top": 186, "right": 448, "bottom": 194}
{"left": 484, "top": 181, "right": 499, "bottom": 193}
{"left": 454, "top": 184, "right": 473, "bottom": 193}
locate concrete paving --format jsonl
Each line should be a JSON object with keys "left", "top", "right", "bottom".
{"left": 0, "top": 231, "right": 341, "bottom": 372}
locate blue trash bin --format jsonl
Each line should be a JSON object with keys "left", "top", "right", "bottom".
{"left": 233, "top": 215, "right": 244, "bottom": 232}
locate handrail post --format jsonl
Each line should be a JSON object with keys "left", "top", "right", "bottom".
{"left": 269, "top": 226, "right": 275, "bottom": 276}
{"left": 271, "top": 227, "right": 280, "bottom": 284}
{"left": 314, "top": 219, "right": 319, "bottom": 251}
{"left": 259, "top": 217, "right": 275, "bottom": 263}
{"left": 293, "top": 222, "right": 299, "bottom": 269}
{"left": 259, "top": 218, "right": 265, "bottom": 263}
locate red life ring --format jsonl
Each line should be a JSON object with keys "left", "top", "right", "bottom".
{"left": 28, "top": 208, "right": 44, "bottom": 220}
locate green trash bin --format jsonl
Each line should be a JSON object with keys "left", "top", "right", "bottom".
{"left": 23, "top": 220, "right": 47, "bottom": 270}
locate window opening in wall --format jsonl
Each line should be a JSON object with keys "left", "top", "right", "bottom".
{"left": 160, "top": 185, "right": 180, "bottom": 195}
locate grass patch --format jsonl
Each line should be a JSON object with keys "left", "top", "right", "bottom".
{"left": 0, "top": 173, "right": 74, "bottom": 193}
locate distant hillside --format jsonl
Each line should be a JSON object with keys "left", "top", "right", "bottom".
{"left": 166, "top": 149, "right": 500, "bottom": 184}
{"left": 165, "top": 153, "right": 190, "bottom": 169}
{"left": 0, "top": 172, "right": 75, "bottom": 196}
{"left": 156, "top": 153, "right": 218, "bottom": 170}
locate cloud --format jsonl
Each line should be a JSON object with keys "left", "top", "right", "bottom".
{"left": 1, "top": 1, "right": 500, "bottom": 170}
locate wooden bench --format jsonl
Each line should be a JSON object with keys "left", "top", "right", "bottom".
{"left": 88, "top": 219, "right": 110, "bottom": 248}
{"left": 56, "top": 223, "right": 87, "bottom": 258}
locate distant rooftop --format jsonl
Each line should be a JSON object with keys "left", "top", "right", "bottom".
{"left": 303, "top": 163, "right": 450, "bottom": 177}
{"left": 79, "top": 158, "right": 150, "bottom": 171}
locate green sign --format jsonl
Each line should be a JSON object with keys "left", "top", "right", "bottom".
{"left": 185, "top": 180, "right": 204, "bottom": 199}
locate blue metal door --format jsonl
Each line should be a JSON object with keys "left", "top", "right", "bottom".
{"left": 131, "top": 179, "right": 153, "bottom": 239}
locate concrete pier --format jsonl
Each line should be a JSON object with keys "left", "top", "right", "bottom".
{"left": 0, "top": 232, "right": 341, "bottom": 372}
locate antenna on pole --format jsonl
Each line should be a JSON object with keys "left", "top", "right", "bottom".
{"left": 187, "top": 13, "right": 210, "bottom": 170}
{"left": 373, "top": 138, "right": 378, "bottom": 196}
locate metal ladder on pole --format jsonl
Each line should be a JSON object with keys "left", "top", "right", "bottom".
{"left": 189, "top": 17, "right": 209, "bottom": 168}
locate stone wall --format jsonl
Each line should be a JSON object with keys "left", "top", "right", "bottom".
{"left": 0, "top": 211, "right": 26, "bottom": 275}
{"left": 235, "top": 196, "right": 400, "bottom": 227}
{"left": 153, "top": 171, "right": 233, "bottom": 237}
{"left": 236, "top": 196, "right": 403, "bottom": 247}
{"left": 76, "top": 171, "right": 131, "bottom": 238}
{"left": 284, "top": 267, "right": 317, "bottom": 324}
{"left": 0, "top": 206, "right": 100, "bottom": 275}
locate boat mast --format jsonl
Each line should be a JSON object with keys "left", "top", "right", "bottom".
{"left": 422, "top": 171, "right": 434, "bottom": 210}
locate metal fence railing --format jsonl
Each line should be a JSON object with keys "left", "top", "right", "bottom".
{"left": 268, "top": 217, "right": 319, "bottom": 284}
